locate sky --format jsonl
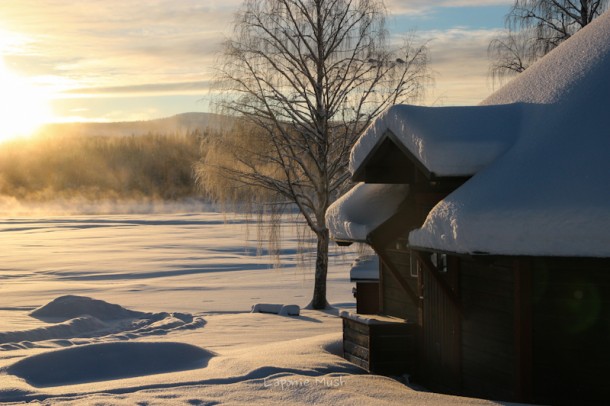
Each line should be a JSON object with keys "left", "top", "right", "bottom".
{"left": 0, "top": 0, "right": 513, "bottom": 129}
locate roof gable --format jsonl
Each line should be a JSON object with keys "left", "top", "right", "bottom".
{"left": 351, "top": 131, "right": 432, "bottom": 183}
{"left": 349, "top": 104, "right": 523, "bottom": 179}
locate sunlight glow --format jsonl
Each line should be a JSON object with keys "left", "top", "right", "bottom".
{"left": 0, "top": 57, "right": 54, "bottom": 142}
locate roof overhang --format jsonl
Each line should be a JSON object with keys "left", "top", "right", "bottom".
{"left": 326, "top": 183, "right": 409, "bottom": 244}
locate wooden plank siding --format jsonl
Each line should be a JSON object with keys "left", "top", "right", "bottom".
{"left": 379, "top": 236, "right": 419, "bottom": 320}
{"left": 372, "top": 189, "right": 453, "bottom": 322}
{"left": 342, "top": 316, "right": 417, "bottom": 375}
{"left": 459, "top": 257, "right": 516, "bottom": 401}
{"left": 530, "top": 258, "right": 610, "bottom": 405}
{"left": 418, "top": 254, "right": 462, "bottom": 395}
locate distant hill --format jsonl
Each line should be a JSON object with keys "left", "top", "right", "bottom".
{"left": 38, "top": 112, "right": 233, "bottom": 137}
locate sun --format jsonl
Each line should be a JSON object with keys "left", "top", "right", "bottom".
{"left": 0, "top": 57, "right": 53, "bottom": 142}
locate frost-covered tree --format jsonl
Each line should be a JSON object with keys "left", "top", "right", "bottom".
{"left": 196, "top": 0, "right": 430, "bottom": 309}
{"left": 489, "top": 0, "right": 608, "bottom": 83}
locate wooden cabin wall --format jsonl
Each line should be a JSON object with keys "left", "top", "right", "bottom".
{"left": 531, "top": 258, "right": 610, "bottom": 405}
{"left": 459, "top": 257, "right": 516, "bottom": 401}
{"left": 419, "top": 255, "right": 461, "bottom": 394}
{"left": 374, "top": 189, "right": 453, "bottom": 321}
{"left": 424, "top": 255, "right": 610, "bottom": 405}
{"left": 379, "top": 235, "right": 419, "bottom": 320}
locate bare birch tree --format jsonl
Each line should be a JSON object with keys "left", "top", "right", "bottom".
{"left": 196, "top": 0, "right": 430, "bottom": 309}
{"left": 489, "top": 0, "right": 608, "bottom": 84}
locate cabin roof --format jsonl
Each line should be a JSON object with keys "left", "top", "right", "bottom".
{"left": 350, "top": 103, "right": 522, "bottom": 180}
{"left": 411, "top": 11, "right": 610, "bottom": 257}
{"left": 330, "top": 11, "right": 610, "bottom": 257}
{"left": 326, "top": 183, "right": 408, "bottom": 243}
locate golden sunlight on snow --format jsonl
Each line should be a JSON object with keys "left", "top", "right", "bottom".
{"left": 0, "top": 57, "right": 53, "bottom": 142}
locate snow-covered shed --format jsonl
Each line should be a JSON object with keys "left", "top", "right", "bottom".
{"left": 328, "top": 10, "right": 610, "bottom": 405}
{"left": 347, "top": 255, "right": 381, "bottom": 314}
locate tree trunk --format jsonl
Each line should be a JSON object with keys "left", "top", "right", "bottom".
{"left": 311, "top": 228, "right": 329, "bottom": 309}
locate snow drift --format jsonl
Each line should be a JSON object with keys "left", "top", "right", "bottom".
{"left": 30, "top": 295, "right": 147, "bottom": 321}
{"left": 0, "top": 295, "right": 205, "bottom": 351}
{"left": 7, "top": 341, "right": 214, "bottom": 387}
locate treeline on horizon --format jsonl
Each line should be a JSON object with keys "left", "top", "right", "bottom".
{"left": 0, "top": 130, "right": 207, "bottom": 202}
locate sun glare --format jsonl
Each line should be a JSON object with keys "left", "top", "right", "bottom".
{"left": 0, "top": 57, "right": 53, "bottom": 142}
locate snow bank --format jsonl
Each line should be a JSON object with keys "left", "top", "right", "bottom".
{"left": 349, "top": 104, "right": 521, "bottom": 177}
{"left": 326, "top": 183, "right": 408, "bottom": 242}
{"left": 410, "top": 11, "right": 610, "bottom": 256}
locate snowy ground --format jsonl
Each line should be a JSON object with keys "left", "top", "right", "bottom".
{"left": 0, "top": 205, "right": 516, "bottom": 405}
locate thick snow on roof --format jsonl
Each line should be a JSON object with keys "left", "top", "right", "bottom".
{"left": 326, "top": 183, "right": 408, "bottom": 242}
{"left": 410, "top": 11, "right": 610, "bottom": 257}
{"left": 349, "top": 255, "right": 379, "bottom": 282}
{"left": 481, "top": 17, "right": 610, "bottom": 106}
{"left": 349, "top": 103, "right": 522, "bottom": 177}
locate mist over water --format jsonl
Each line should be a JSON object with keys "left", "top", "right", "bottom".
{"left": 0, "top": 196, "right": 215, "bottom": 217}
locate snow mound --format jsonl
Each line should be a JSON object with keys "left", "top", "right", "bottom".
{"left": 1, "top": 296, "right": 205, "bottom": 350}
{"left": 7, "top": 341, "right": 213, "bottom": 387}
{"left": 251, "top": 304, "right": 300, "bottom": 316}
{"left": 30, "top": 295, "right": 146, "bottom": 321}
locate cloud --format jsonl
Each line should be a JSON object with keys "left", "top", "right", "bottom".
{"left": 0, "top": 0, "right": 509, "bottom": 118}
{"left": 421, "top": 28, "right": 503, "bottom": 105}
{"left": 385, "top": 0, "right": 512, "bottom": 15}
{"left": 0, "top": 1, "right": 234, "bottom": 93}
{"left": 65, "top": 81, "right": 213, "bottom": 97}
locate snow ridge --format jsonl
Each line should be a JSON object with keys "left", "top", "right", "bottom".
{"left": 0, "top": 296, "right": 205, "bottom": 351}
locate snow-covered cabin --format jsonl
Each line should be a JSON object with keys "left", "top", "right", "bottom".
{"left": 327, "top": 10, "right": 610, "bottom": 405}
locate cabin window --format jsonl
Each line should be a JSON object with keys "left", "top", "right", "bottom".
{"left": 409, "top": 255, "right": 419, "bottom": 278}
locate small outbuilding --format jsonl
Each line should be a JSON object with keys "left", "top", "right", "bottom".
{"left": 327, "top": 11, "right": 610, "bottom": 406}
{"left": 349, "top": 255, "right": 380, "bottom": 314}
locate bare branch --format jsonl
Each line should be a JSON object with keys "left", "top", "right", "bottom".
{"left": 489, "top": 0, "right": 608, "bottom": 84}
